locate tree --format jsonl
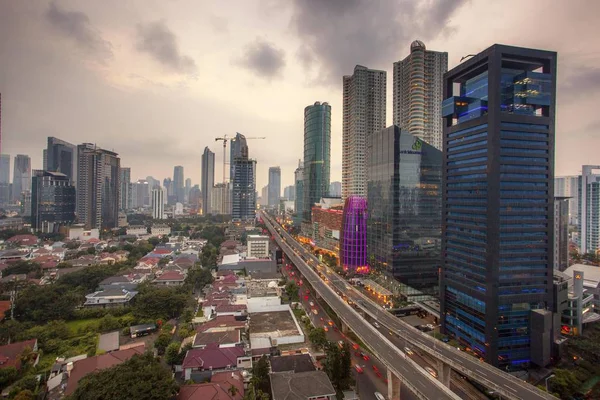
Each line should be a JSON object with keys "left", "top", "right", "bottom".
{"left": 285, "top": 282, "right": 299, "bottom": 302}
{"left": 13, "top": 390, "right": 34, "bottom": 400}
{"left": 68, "top": 353, "right": 178, "bottom": 400}
{"left": 15, "top": 285, "right": 81, "bottom": 323}
{"left": 228, "top": 384, "right": 239, "bottom": 397}
{"left": 323, "top": 342, "right": 352, "bottom": 393}
{"left": 154, "top": 332, "right": 172, "bottom": 355}
{"left": 186, "top": 267, "right": 214, "bottom": 290}
{"left": 308, "top": 327, "right": 328, "bottom": 350}
{"left": 148, "top": 237, "right": 160, "bottom": 247}
{"left": 0, "top": 366, "right": 18, "bottom": 388}
{"left": 164, "top": 341, "right": 181, "bottom": 365}
{"left": 133, "top": 286, "right": 188, "bottom": 320}
{"left": 251, "top": 355, "right": 270, "bottom": 395}
{"left": 548, "top": 369, "right": 581, "bottom": 399}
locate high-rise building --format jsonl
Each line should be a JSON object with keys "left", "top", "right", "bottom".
{"left": 202, "top": 147, "right": 215, "bottom": 215}
{"left": 283, "top": 185, "right": 295, "bottom": 201}
{"left": 131, "top": 180, "right": 149, "bottom": 208}
{"left": 12, "top": 155, "right": 31, "bottom": 203}
{"left": 43, "top": 149, "right": 47, "bottom": 170}
{"left": 152, "top": 188, "right": 165, "bottom": 219}
{"left": 231, "top": 137, "right": 256, "bottom": 221}
{"left": 329, "top": 181, "right": 342, "bottom": 197}
{"left": 340, "top": 196, "right": 368, "bottom": 274}
{"left": 440, "top": 45, "right": 556, "bottom": 368}
{"left": 211, "top": 183, "right": 230, "bottom": 215}
{"left": 47, "top": 137, "right": 76, "bottom": 182}
{"left": 260, "top": 185, "right": 268, "bottom": 207}
{"left": 555, "top": 175, "right": 579, "bottom": 225}
{"left": 173, "top": 166, "right": 184, "bottom": 203}
{"left": 31, "top": 170, "right": 76, "bottom": 232}
{"left": 230, "top": 133, "right": 248, "bottom": 181}
{"left": 0, "top": 154, "right": 9, "bottom": 205}
{"left": 367, "top": 126, "right": 442, "bottom": 298}
{"left": 76, "top": 144, "right": 120, "bottom": 229}
{"left": 189, "top": 185, "right": 201, "bottom": 211}
{"left": 303, "top": 101, "right": 331, "bottom": 222}
{"left": 393, "top": 40, "right": 448, "bottom": 150}
{"left": 293, "top": 160, "right": 304, "bottom": 226}
{"left": 554, "top": 197, "right": 569, "bottom": 271}
{"left": 119, "top": 167, "right": 131, "bottom": 211}
{"left": 268, "top": 166, "right": 281, "bottom": 208}
{"left": 342, "top": 65, "right": 386, "bottom": 200}
{"left": 578, "top": 166, "right": 600, "bottom": 254}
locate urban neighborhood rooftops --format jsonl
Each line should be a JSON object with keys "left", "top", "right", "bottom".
{"left": 270, "top": 371, "right": 336, "bottom": 400}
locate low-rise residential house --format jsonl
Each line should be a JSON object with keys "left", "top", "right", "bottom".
{"left": 6, "top": 235, "right": 39, "bottom": 247}
{"left": 177, "top": 371, "right": 244, "bottom": 400}
{"left": 214, "top": 304, "right": 247, "bottom": 318}
{"left": 0, "top": 339, "right": 39, "bottom": 370}
{"left": 192, "top": 330, "right": 242, "bottom": 349}
{"left": 182, "top": 343, "right": 247, "bottom": 381}
{"left": 270, "top": 371, "right": 336, "bottom": 400}
{"left": 67, "top": 225, "right": 99, "bottom": 241}
{"left": 0, "top": 301, "right": 11, "bottom": 320}
{"left": 151, "top": 225, "right": 171, "bottom": 236}
{"left": 84, "top": 288, "right": 138, "bottom": 308}
{"left": 137, "top": 256, "right": 160, "bottom": 269}
{"left": 270, "top": 354, "right": 316, "bottom": 373}
{"left": 126, "top": 226, "right": 147, "bottom": 236}
{"left": 98, "top": 275, "right": 142, "bottom": 292}
{"left": 69, "top": 255, "right": 97, "bottom": 267}
{"left": 196, "top": 316, "right": 247, "bottom": 334}
{"left": 0, "top": 249, "right": 29, "bottom": 263}
{"left": 147, "top": 248, "right": 174, "bottom": 258}
{"left": 153, "top": 271, "right": 186, "bottom": 286}
{"left": 0, "top": 274, "right": 27, "bottom": 284}
{"left": 97, "top": 254, "right": 118, "bottom": 265}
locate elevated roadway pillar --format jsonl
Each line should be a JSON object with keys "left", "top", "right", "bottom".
{"left": 341, "top": 321, "right": 349, "bottom": 334}
{"left": 387, "top": 369, "right": 401, "bottom": 400}
{"left": 436, "top": 360, "right": 451, "bottom": 387}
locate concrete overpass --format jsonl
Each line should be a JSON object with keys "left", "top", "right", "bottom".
{"left": 261, "top": 211, "right": 558, "bottom": 400}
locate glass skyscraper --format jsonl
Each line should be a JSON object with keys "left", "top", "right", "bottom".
{"left": 47, "top": 137, "right": 76, "bottom": 183}
{"left": 340, "top": 196, "right": 368, "bottom": 274}
{"left": 303, "top": 101, "right": 331, "bottom": 222}
{"left": 293, "top": 160, "right": 304, "bottom": 227}
{"left": 441, "top": 45, "right": 556, "bottom": 368}
{"left": 578, "top": 166, "right": 600, "bottom": 254}
{"left": 268, "top": 166, "right": 281, "bottom": 208}
{"left": 31, "top": 170, "right": 76, "bottom": 232}
{"left": 231, "top": 137, "right": 256, "bottom": 222}
{"left": 367, "top": 125, "right": 442, "bottom": 298}
{"left": 201, "top": 147, "right": 215, "bottom": 215}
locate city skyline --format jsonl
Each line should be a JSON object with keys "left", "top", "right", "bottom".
{"left": 0, "top": 1, "right": 598, "bottom": 191}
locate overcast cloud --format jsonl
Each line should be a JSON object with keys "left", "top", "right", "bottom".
{"left": 0, "top": 0, "right": 599, "bottom": 190}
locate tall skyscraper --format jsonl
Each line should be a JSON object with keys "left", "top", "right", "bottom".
{"left": 230, "top": 133, "right": 248, "bottom": 182}
{"left": 12, "top": 155, "right": 31, "bottom": 203}
{"left": 231, "top": 138, "right": 256, "bottom": 221}
{"left": 303, "top": 101, "right": 331, "bottom": 222}
{"left": 393, "top": 40, "right": 448, "bottom": 150}
{"left": 329, "top": 181, "right": 342, "bottom": 197}
{"left": 293, "top": 160, "right": 304, "bottom": 226}
{"left": 201, "top": 147, "right": 215, "bottom": 215}
{"left": 173, "top": 166, "right": 184, "bottom": 203}
{"left": 152, "top": 188, "right": 165, "bottom": 219}
{"left": 131, "top": 180, "right": 149, "bottom": 209}
{"left": 268, "top": 166, "right": 281, "bottom": 208}
{"left": 367, "top": 126, "right": 442, "bottom": 297}
{"left": 0, "top": 154, "right": 9, "bottom": 205}
{"left": 283, "top": 185, "right": 295, "bottom": 201}
{"left": 42, "top": 149, "right": 47, "bottom": 170}
{"left": 211, "top": 183, "right": 231, "bottom": 215}
{"left": 76, "top": 144, "right": 120, "bottom": 229}
{"left": 440, "top": 45, "right": 556, "bottom": 368}
{"left": 554, "top": 197, "right": 569, "bottom": 271}
{"left": 555, "top": 175, "right": 579, "bottom": 225}
{"left": 578, "top": 166, "right": 600, "bottom": 254}
{"left": 340, "top": 196, "right": 368, "bottom": 274}
{"left": 119, "top": 167, "right": 131, "bottom": 210}
{"left": 47, "top": 137, "right": 76, "bottom": 182}
{"left": 189, "top": 185, "right": 201, "bottom": 210}
{"left": 342, "top": 65, "right": 386, "bottom": 200}
{"left": 260, "top": 185, "right": 268, "bottom": 207}
{"left": 31, "top": 170, "right": 76, "bottom": 232}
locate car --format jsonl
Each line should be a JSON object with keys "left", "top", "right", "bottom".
{"left": 404, "top": 347, "right": 414, "bottom": 356}
{"left": 323, "top": 325, "right": 329, "bottom": 332}
{"left": 312, "top": 309, "right": 318, "bottom": 315}
{"left": 373, "top": 322, "right": 381, "bottom": 329}
{"left": 360, "top": 352, "right": 370, "bottom": 361}
{"left": 309, "top": 301, "right": 315, "bottom": 307}
{"left": 372, "top": 364, "right": 379, "bottom": 373}
{"left": 352, "top": 343, "right": 359, "bottom": 350}
{"left": 354, "top": 365, "right": 364, "bottom": 374}
{"left": 388, "top": 331, "right": 394, "bottom": 336}
{"left": 328, "top": 320, "right": 334, "bottom": 326}
{"left": 426, "top": 324, "right": 435, "bottom": 330}
{"left": 425, "top": 366, "right": 438, "bottom": 378}
{"left": 374, "top": 370, "right": 382, "bottom": 378}
{"left": 374, "top": 392, "right": 386, "bottom": 400}
{"left": 338, "top": 340, "right": 344, "bottom": 349}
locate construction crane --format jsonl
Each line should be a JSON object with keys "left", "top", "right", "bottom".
{"left": 214, "top": 134, "right": 266, "bottom": 183}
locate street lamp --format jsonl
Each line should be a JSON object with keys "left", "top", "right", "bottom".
{"left": 545, "top": 374, "right": 555, "bottom": 392}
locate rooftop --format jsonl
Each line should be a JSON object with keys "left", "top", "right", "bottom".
{"left": 193, "top": 330, "right": 241, "bottom": 348}
{"left": 270, "top": 354, "right": 316, "bottom": 373}
{"left": 249, "top": 309, "right": 300, "bottom": 337}
{"left": 0, "top": 339, "right": 37, "bottom": 370}
{"left": 564, "top": 264, "right": 600, "bottom": 288}
{"left": 270, "top": 371, "right": 336, "bottom": 400}
{"left": 182, "top": 343, "right": 245, "bottom": 370}
{"left": 98, "top": 331, "right": 120, "bottom": 353}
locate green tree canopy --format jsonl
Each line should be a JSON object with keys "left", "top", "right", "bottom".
{"left": 67, "top": 353, "right": 178, "bottom": 400}
{"left": 133, "top": 286, "right": 188, "bottom": 321}
{"left": 308, "top": 327, "right": 328, "bottom": 350}
{"left": 323, "top": 342, "right": 352, "bottom": 393}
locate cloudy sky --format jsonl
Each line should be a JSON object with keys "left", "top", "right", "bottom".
{"left": 0, "top": 0, "right": 599, "bottom": 191}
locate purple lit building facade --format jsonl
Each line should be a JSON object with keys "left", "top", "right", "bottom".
{"left": 340, "top": 196, "right": 369, "bottom": 274}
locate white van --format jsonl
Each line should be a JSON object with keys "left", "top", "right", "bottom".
{"left": 374, "top": 392, "right": 386, "bottom": 400}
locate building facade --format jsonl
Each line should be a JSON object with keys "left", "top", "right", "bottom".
{"left": 46, "top": 137, "right": 76, "bottom": 182}
{"left": 211, "top": 182, "right": 230, "bottom": 215}
{"left": 119, "top": 167, "right": 131, "bottom": 211}
{"left": 31, "top": 170, "right": 76, "bottom": 232}
{"left": 283, "top": 185, "right": 295, "bottom": 201}
{"left": 247, "top": 235, "right": 270, "bottom": 258}
{"left": 311, "top": 200, "right": 343, "bottom": 256}
{"left": 0, "top": 154, "right": 9, "bottom": 205}
{"left": 555, "top": 175, "right": 579, "bottom": 225}
{"left": 440, "top": 45, "right": 556, "bottom": 368}
{"left": 340, "top": 196, "right": 368, "bottom": 274}
{"left": 152, "top": 188, "right": 164, "bottom": 219}
{"left": 393, "top": 40, "right": 448, "bottom": 151}
{"left": 230, "top": 133, "right": 248, "bottom": 182}
{"left": 554, "top": 197, "right": 570, "bottom": 271}
{"left": 342, "top": 65, "right": 386, "bottom": 200}
{"left": 76, "top": 144, "right": 121, "bottom": 230}
{"left": 303, "top": 101, "right": 331, "bottom": 223}
{"left": 173, "top": 166, "right": 184, "bottom": 204}
{"left": 231, "top": 140, "right": 256, "bottom": 221}
{"left": 367, "top": 125, "right": 442, "bottom": 298}
{"left": 268, "top": 166, "right": 281, "bottom": 208}
{"left": 293, "top": 160, "right": 304, "bottom": 227}
{"left": 578, "top": 166, "right": 600, "bottom": 254}
{"left": 12, "top": 154, "right": 31, "bottom": 203}
{"left": 329, "top": 181, "right": 341, "bottom": 197}
{"left": 202, "top": 147, "right": 215, "bottom": 215}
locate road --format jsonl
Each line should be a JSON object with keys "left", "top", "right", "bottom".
{"left": 263, "top": 212, "right": 461, "bottom": 400}
{"left": 263, "top": 211, "right": 558, "bottom": 400}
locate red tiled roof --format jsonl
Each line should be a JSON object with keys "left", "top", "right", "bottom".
{"left": 196, "top": 316, "right": 246, "bottom": 333}
{"left": 221, "top": 275, "right": 237, "bottom": 284}
{"left": 193, "top": 330, "right": 241, "bottom": 348}
{"left": 87, "top": 238, "right": 100, "bottom": 243}
{"left": 65, "top": 344, "right": 145, "bottom": 395}
{"left": 139, "top": 257, "right": 160, "bottom": 265}
{"left": 0, "top": 301, "right": 10, "bottom": 320}
{"left": 156, "top": 271, "right": 185, "bottom": 281}
{"left": 6, "top": 235, "right": 38, "bottom": 245}
{"left": 211, "top": 371, "right": 244, "bottom": 399}
{"left": 182, "top": 343, "right": 245, "bottom": 370}
{"left": 40, "top": 261, "right": 58, "bottom": 270}
{"left": 0, "top": 339, "right": 37, "bottom": 370}
{"left": 152, "top": 248, "right": 173, "bottom": 254}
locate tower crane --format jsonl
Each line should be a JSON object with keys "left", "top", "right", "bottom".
{"left": 214, "top": 134, "right": 266, "bottom": 183}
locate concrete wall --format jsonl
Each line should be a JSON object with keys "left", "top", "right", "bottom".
{"left": 247, "top": 296, "right": 281, "bottom": 313}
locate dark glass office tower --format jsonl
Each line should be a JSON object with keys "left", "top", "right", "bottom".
{"left": 231, "top": 139, "right": 256, "bottom": 222}
{"left": 440, "top": 45, "right": 556, "bottom": 369}
{"left": 31, "top": 170, "right": 76, "bottom": 232}
{"left": 367, "top": 126, "right": 442, "bottom": 299}
{"left": 47, "top": 137, "right": 76, "bottom": 182}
